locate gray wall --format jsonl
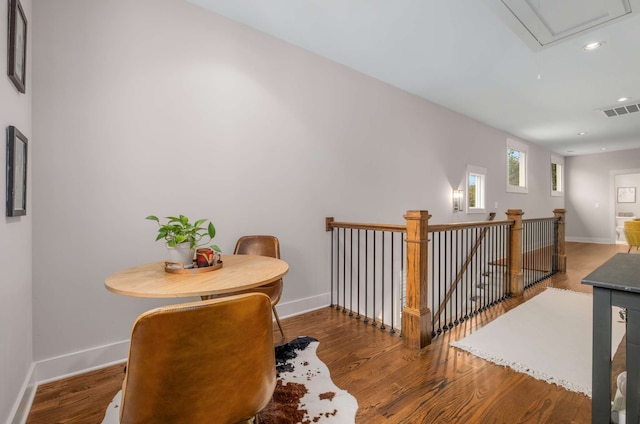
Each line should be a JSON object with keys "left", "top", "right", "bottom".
{"left": 566, "top": 149, "right": 640, "bottom": 243}
{"left": 26, "top": 0, "right": 562, "bottom": 394}
{"left": 1, "top": 0, "right": 33, "bottom": 422}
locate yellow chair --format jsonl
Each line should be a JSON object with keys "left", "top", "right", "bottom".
{"left": 230, "top": 235, "right": 286, "bottom": 340}
{"left": 104, "top": 293, "right": 276, "bottom": 424}
{"left": 624, "top": 220, "right": 640, "bottom": 253}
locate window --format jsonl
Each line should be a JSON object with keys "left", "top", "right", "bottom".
{"left": 506, "top": 138, "right": 528, "bottom": 193}
{"left": 551, "top": 154, "right": 564, "bottom": 197}
{"left": 466, "top": 165, "right": 486, "bottom": 214}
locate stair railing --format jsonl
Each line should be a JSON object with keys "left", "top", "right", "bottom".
{"left": 325, "top": 208, "right": 565, "bottom": 350}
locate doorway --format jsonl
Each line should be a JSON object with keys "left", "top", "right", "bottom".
{"left": 611, "top": 170, "right": 640, "bottom": 244}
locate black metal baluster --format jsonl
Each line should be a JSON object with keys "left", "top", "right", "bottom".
{"left": 530, "top": 221, "right": 534, "bottom": 285}
{"left": 390, "top": 232, "right": 396, "bottom": 334}
{"left": 401, "top": 232, "right": 405, "bottom": 338}
{"left": 342, "top": 228, "right": 347, "bottom": 313}
{"left": 490, "top": 225, "right": 500, "bottom": 306}
{"left": 356, "top": 229, "right": 361, "bottom": 320}
{"left": 501, "top": 225, "right": 506, "bottom": 298}
{"left": 380, "top": 231, "right": 387, "bottom": 330}
{"left": 462, "top": 229, "right": 467, "bottom": 321}
{"left": 349, "top": 229, "right": 354, "bottom": 316}
{"left": 336, "top": 228, "right": 344, "bottom": 310}
{"left": 372, "top": 231, "right": 378, "bottom": 327}
{"left": 522, "top": 222, "right": 527, "bottom": 288}
{"left": 364, "top": 231, "right": 369, "bottom": 324}
{"left": 456, "top": 229, "right": 460, "bottom": 322}
{"left": 483, "top": 224, "right": 489, "bottom": 311}
{"left": 330, "top": 228, "right": 334, "bottom": 307}
{"left": 552, "top": 218, "right": 555, "bottom": 274}
{"left": 431, "top": 232, "right": 442, "bottom": 336}
{"left": 464, "top": 228, "right": 469, "bottom": 320}
{"left": 447, "top": 231, "right": 452, "bottom": 329}
{"left": 470, "top": 227, "right": 475, "bottom": 317}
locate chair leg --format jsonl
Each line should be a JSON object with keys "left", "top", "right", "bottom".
{"left": 272, "top": 306, "right": 285, "bottom": 340}
{"left": 629, "top": 246, "right": 632, "bottom": 253}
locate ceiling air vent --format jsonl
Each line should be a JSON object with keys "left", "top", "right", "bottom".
{"left": 602, "top": 103, "right": 640, "bottom": 117}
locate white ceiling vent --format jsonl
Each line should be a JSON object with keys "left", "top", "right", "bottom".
{"left": 484, "top": 0, "right": 640, "bottom": 50}
{"left": 601, "top": 103, "right": 640, "bottom": 117}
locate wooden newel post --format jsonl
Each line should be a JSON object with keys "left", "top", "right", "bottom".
{"left": 402, "top": 210, "right": 432, "bottom": 349}
{"left": 553, "top": 208, "right": 567, "bottom": 273}
{"left": 507, "top": 209, "right": 524, "bottom": 297}
{"left": 325, "top": 217, "right": 334, "bottom": 232}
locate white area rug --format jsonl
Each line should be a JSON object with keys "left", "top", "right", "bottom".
{"left": 451, "top": 288, "right": 626, "bottom": 397}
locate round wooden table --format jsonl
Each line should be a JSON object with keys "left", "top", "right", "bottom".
{"left": 104, "top": 254, "right": 288, "bottom": 299}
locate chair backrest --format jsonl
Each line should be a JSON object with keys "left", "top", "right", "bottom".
{"left": 625, "top": 220, "right": 640, "bottom": 246}
{"left": 233, "top": 235, "right": 280, "bottom": 259}
{"left": 119, "top": 293, "right": 275, "bottom": 424}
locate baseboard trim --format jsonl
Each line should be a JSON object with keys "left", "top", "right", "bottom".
{"left": 566, "top": 236, "right": 614, "bottom": 244}
{"left": 35, "top": 340, "right": 129, "bottom": 385}
{"left": 8, "top": 363, "right": 35, "bottom": 424}
{"left": 278, "top": 292, "right": 331, "bottom": 319}
{"left": 29, "top": 293, "right": 331, "bottom": 385}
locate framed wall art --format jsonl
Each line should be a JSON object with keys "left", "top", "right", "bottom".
{"left": 7, "top": 0, "right": 28, "bottom": 93}
{"left": 6, "top": 126, "right": 28, "bottom": 216}
{"left": 617, "top": 187, "right": 636, "bottom": 204}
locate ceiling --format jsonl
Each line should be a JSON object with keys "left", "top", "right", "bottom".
{"left": 185, "top": 0, "right": 640, "bottom": 156}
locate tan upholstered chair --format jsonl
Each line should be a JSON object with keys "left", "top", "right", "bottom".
{"left": 231, "top": 235, "right": 285, "bottom": 339}
{"left": 110, "top": 293, "right": 276, "bottom": 424}
{"left": 625, "top": 220, "right": 640, "bottom": 253}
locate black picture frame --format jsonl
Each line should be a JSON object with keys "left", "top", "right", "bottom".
{"left": 6, "top": 126, "right": 28, "bottom": 216}
{"left": 7, "top": 0, "right": 27, "bottom": 93}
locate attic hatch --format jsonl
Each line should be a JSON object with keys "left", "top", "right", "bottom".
{"left": 601, "top": 103, "right": 640, "bottom": 117}
{"left": 484, "top": 0, "right": 640, "bottom": 50}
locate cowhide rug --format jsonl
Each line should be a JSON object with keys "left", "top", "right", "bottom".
{"left": 258, "top": 336, "right": 358, "bottom": 424}
{"left": 102, "top": 336, "right": 357, "bottom": 424}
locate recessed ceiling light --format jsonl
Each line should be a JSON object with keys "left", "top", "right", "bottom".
{"left": 601, "top": 147, "right": 608, "bottom": 151}
{"left": 618, "top": 97, "right": 631, "bottom": 102}
{"left": 577, "top": 131, "right": 586, "bottom": 136}
{"left": 567, "top": 150, "right": 574, "bottom": 153}
{"left": 583, "top": 41, "right": 605, "bottom": 51}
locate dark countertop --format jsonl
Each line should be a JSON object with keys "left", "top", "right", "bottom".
{"left": 582, "top": 253, "right": 640, "bottom": 292}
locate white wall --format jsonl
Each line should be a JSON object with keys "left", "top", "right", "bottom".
{"left": 1, "top": 0, "right": 33, "bottom": 422}
{"left": 31, "top": 0, "right": 562, "bottom": 380}
{"left": 566, "top": 149, "right": 640, "bottom": 243}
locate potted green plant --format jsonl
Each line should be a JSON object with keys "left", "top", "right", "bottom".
{"left": 146, "top": 215, "right": 221, "bottom": 268}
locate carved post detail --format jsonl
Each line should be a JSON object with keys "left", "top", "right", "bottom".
{"left": 507, "top": 209, "right": 524, "bottom": 297}
{"left": 553, "top": 208, "right": 567, "bottom": 273}
{"left": 402, "top": 210, "right": 432, "bottom": 349}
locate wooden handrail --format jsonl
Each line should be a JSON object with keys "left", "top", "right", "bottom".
{"left": 522, "top": 217, "right": 558, "bottom": 224}
{"left": 428, "top": 218, "right": 512, "bottom": 233}
{"left": 432, "top": 213, "right": 497, "bottom": 322}
{"left": 325, "top": 217, "right": 406, "bottom": 233}
{"left": 325, "top": 217, "right": 516, "bottom": 233}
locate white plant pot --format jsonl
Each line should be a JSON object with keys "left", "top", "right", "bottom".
{"left": 167, "top": 242, "right": 195, "bottom": 269}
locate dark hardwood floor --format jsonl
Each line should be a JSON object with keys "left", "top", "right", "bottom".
{"left": 26, "top": 242, "right": 630, "bottom": 423}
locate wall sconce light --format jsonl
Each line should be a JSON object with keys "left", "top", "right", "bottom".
{"left": 453, "top": 189, "right": 464, "bottom": 212}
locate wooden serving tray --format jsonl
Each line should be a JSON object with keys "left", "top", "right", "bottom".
{"left": 164, "top": 260, "right": 223, "bottom": 274}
